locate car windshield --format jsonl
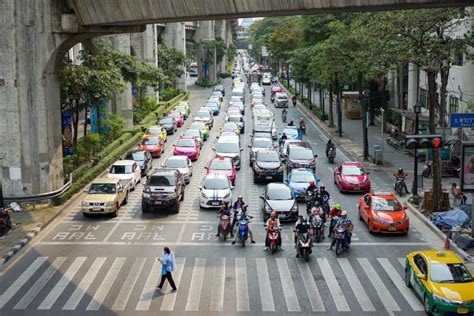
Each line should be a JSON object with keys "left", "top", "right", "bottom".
{"left": 210, "top": 160, "right": 232, "bottom": 170}
{"left": 232, "top": 91, "right": 244, "bottom": 97}
{"left": 196, "top": 111, "right": 210, "bottom": 118}
{"left": 203, "top": 178, "right": 229, "bottom": 189}
{"left": 228, "top": 116, "right": 242, "bottom": 122}
{"left": 206, "top": 103, "right": 218, "bottom": 108}
{"left": 231, "top": 97, "right": 241, "bottom": 102}
{"left": 165, "top": 158, "right": 188, "bottom": 168}
{"left": 184, "top": 130, "right": 199, "bottom": 138}
{"left": 142, "top": 138, "right": 159, "bottom": 145}
{"left": 342, "top": 166, "right": 365, "bottom": 176}
{"left": 110, "top": 165, "right": 132, "bottom": 174}
{"left": 169, "top": 112, "right": 180, "bottom": 118}
{"left": 160, "top": 118, "right": 173, "bottom": 124}
{"left": 291, "top": 172, "right": 315, "bottom": 183}
{"left": 430, "top": 263, "right": 473, "bottom": 283}
{"left": 216, "top": 142, "right": 239, "bottom": 153}
{"left": 254, "top": 132, "right": 272, "bottom": 138}
{"left": 125, "top": 152, "right": 145, "bottom": 161}
{"left": 257, "top": 152, "right": 279, "bottom": 162}
{"left": 371, "top": 197, "right": 402, "bottom": 211}
{"left": 223, "top": 123, "right": 238, "bottom": 130}
{"left": 190, "top": 123, "right": 205, "bottom": 130}
{"left": 267, "top": 187, "right": 292, "bottom": 200}
{"left": 289, "top": 148, "right": 313, "bottom": 160}
{"left": 284, "top": 129, "right": 298, "bottom": 136}
{"left": 176, "top": 139, "right": 195, "bottom": 147}
{"left": 89, "top": 183, "right": 116, "bottom": 194}
{"left": 145, "top": 128, "right": 161, "bottom": 135}
{"left": 149, "top": 175, "right": 176, "bottom": 186}
{"left": 253, "top": 139, "right": 273, "bottom": 148}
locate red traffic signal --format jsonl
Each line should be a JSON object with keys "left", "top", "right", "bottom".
{"left": 432, "top": 138, "right": 442, "bottom": 148}
{"left": 404, "top": 134, "right": 443, "bottom": 150}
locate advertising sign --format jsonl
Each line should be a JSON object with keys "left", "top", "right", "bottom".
{"left": 61, "top": 110, "right": 73, "bottom": 156}
{"left": 461, "top": 142, "right": 474, "bottom": 192}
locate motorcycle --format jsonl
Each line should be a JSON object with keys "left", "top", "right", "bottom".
{"left": 309, "top": 214, "right": 324, "bottom": 243}
{"left": 237, "top": 218, "right": 250, "bottom": 247}
{"left": 282, "top": 112, "right": 287, "bottom": 123}
{"left": 394, "top": 177, "right": 406, "bottom": 196}
{"left": 305, "top": 191, "right": 315, "bottom": 212}
{"left": 296, "top": 233, "right": 312, "bottom": 262}
{"left": 334, "top": 227, "right": 350, "bottom": 256}
{"left": 271, "top": 95, "right": 275, "bottom": 103}
{"left": 0, "top": 208, "right": 13, "bottom": 236}
{"left": 219, "top": 214, "right": 231, "bottom": 241}
{"left": 422, "top": 161, "right": 432, "bottom": 177}
{"left": 299, "top": 123, "right": 306, "bottom": 135}
{"left": 292, "top": 98, "right": 297, "bottom": 107}
{"left": 328, "top": 147, "right": 336, "bottom": 163}
{"left": 266, "top": 226, "right": 282, "bottom": 254}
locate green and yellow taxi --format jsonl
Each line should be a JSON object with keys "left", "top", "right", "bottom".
{"left": 189, "top": 122, "right": 209, "bottom": 141}
{"left": 405, "top": 250, "right": 474, "bottom": 315}
{"left": 144, "top": 125, "right": 167, "bottom": 143}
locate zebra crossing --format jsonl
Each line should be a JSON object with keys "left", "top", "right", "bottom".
{"left": 0, "top": 255, "right": 424, "bottom": 313}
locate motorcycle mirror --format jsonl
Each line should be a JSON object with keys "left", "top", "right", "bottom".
{"left": 314, "top": 154, "right": 318, "bottom": 158}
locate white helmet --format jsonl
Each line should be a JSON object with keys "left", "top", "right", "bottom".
{"left": 341, "top": 210, "right": 347, "bottom": 218}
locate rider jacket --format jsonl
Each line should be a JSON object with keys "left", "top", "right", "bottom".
{"left": 295, "top": 220, "right": 309, "bottom": 234}
{"left": 328, "top": 208, "right": 342, "bottom": 218}
{"left": 266, "top": 218, "right": 280, "bottom": 230}
{"left": 219, "top": 206, "right": 232, "bottom": 217}
{"left": 393, "top": 171, "right": 408, "bottom": 179}
{"left": 305, "top": 185, "right": 317, "bottom": 194}
{"left": 319, "top": 190, "right": 330, "bottom": 203}
{"left": 233, "top": 201, "right": 246, "bottom": 210}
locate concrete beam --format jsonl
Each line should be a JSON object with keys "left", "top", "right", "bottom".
{"left": 70, "top": 0, "right": 472, "bottom": 26}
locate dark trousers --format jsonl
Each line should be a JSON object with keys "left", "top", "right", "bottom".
{"left": 158, "top": 271, "right": 176, "bottom": 290}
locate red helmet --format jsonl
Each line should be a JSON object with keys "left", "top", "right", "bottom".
{"left": 309, "top": 181, "right": 315, "bottom": 186}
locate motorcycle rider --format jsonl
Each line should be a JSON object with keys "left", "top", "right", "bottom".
{"left": 216, "top": 201, "right": 233, "bottom": 237}
{"left": 318, "top": 185, "right": 331, "bottom": 214}
{"left": 294, "top": 215, "right": 311, "bottom": 256}
{"left": 327, "top": 211, "right": 353, "bottom": 251}
{"left": 264, "top": 211, "right": 282, "bottom": 251}
{"left": 305, "top": 181, "right": 319, "bottom": 211}
{"left": 282, "top": 108, "right": 288, "bottom": 121}
{"left": 232, "top": 211, "right": 256, "bottom": 244}
{"left": 309, "top": 201, "right": 325, "bottom": 239}
{"left": 299, "top": 117, "right": 305, "bottom": 132}
{"left": 327, "top": 203, "right": 343, "bottom": 238}
{"left": 292, "top": 95, "right": 297, "bottom": 107}
{"left": 393, "top": 168, "right": 409, "bottom": 194}
{"left": 326, "top": 139, "right": 336, "bottom": 157}
{"left": 279, "top": 132, "right": 288, "bottom": 148}
{"left": 232, "top": 195, "right": 246, "bottom": 230}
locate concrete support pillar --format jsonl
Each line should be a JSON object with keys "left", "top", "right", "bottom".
{"left": 408, "top": 63, "right": 419, "bottom": 109}
{"left": 111, "top": 34, "right": 133, "bottom": 131}
{"left": 131, "top": 25, "right": 157, "bottom": 97}
{"left": 215, "top": 20, "right": 226, "bottom": 73}
{"left": 162, "top": 23, "right": 187, "bottom": 91}
{"left": 195, "top": 21, "right": 216, "bottom": 81}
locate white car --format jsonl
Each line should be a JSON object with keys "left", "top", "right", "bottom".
{"left": 106, "top": 160, "right": 141, "bottom": 190}
{"left": 199, "top": 174, "right": 233, "bottom": 208}
{"left": 162, "top": 156, "right": 193, "bottom": 184}
{"left": 262, "top": 76, "right": 271, "bottom": 85}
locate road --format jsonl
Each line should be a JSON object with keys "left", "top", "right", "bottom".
{"left": 0, "top": 77, "right": 430, "bottom": 315}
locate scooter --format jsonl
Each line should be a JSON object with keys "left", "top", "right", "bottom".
{"left": 334, "top": 227, "right": 350, "bottom": 256}
{"left": 296, "top": 233, "right": 312, "bottom": 262}
{"left": 328, "top": 148, "right": 336, "bottom": 163}
{"left": 0, "top": 208, "right": 13, "bottom": 236}
{"left": 219, "top": 214, "right": 231, "bottom": 241}
{"left": 266, "top": 226, "right": 282, "bottom": 254}
{"left": 394, "top": 177, "right": 406, "bottom": 196}
{"left": 237, "top": 218, "right": 250, "bottom": 247}
{"left": 310, "top": 214, "right": 324, "bottom": 243}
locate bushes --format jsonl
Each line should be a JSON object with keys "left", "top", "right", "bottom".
{"left": 195, "top": 79, "right": 220, "bottom": 87}
{"left": 134, "top": 97, "right": 158, "bottom": 123}
{"left": 159, "top": 87, "right": 180, "bottom": 102}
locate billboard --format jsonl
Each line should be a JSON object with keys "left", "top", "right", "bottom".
{"left": 461, "top": 142, "right": 474, "bottom": 192}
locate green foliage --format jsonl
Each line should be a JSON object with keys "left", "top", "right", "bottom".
{"left": 159, "top": 87, "right": 180, "bottom": 102}
{"left": 158, "top": 44, "right": 188, "bottom": 86}
{"left": 102, "top": 111, "right": 125, "bottom": 143}
{"left": 134, "top": 97, "right": 158, "bottom": 122}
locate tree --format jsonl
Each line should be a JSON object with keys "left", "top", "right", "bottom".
{"left": 157, "top": 44, "right": 188, "bottom": 87}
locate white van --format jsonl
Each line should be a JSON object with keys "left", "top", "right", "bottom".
{"left": 253, "top": 111, "right": 277, "bottom": 140}
{"left": 231, "top": 88, "right": 245, "bottom": 102}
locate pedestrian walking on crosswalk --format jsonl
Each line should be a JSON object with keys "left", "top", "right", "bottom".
{"left": 156, "top": 247, "right": 177, "bottom": 292}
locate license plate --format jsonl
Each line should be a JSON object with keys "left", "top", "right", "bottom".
{"left": 457, "top": 308, "right": 468, "bottom": 314}
{"left": 92, "top": 207, "right": 101, "bottom": 212}
{"left": 154, "top": 201, "right": 162, "bottom": 205}
{"left": 354, "top": 185, "right": 360, "bottom": 190}
{"left": 388, "top": 227, "right": 397, "bottom": 231}
{"left": 266, "top": 176, "right": 273, "bottom": 179}
{"left": 212, "top": 202, "right": 220, "bottom": 206}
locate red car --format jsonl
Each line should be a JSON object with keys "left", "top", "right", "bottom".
{"left": 138, "top": 136, "right": 164, "bottom": 158}
{"left": 169, "top": 111, "right": 184, "bottom": 127}
{"left": 334, "top": 162, "right": 371, "bottom": 193}
{"left": 271, "top": 86, "right": 283, "bottom": 96}
{"left": 173, "top": 136, "right": 200, "bottom": 161}
{"left": 358, "top": 192, "right": 409, "bottom": 234}
{"left": 205, "top": 157, "right": 237, "bottom": 185}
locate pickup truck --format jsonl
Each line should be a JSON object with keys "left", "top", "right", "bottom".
{"left": 81, "top": 178, "right": 130, "bottom": 217}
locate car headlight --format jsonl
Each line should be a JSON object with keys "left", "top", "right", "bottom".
{"left": 400, "top": 218, "right": 409, "bottom": 224}
{"left": 292, "top": 203, "right": 298, "bottom": 212}
{"left": 82, "top": 201, "right": 88, "bottom": 206}
{"left": 167, "top": 193, "right": 178, "bottom": 200}
{"left": 105, "top": 202, "right": 113, "bottom": 207}
{"left": 264, "top": 204, "right": 272, "bottom": 213}
{"left": 201, "top": 192, "right": 208, "bottom": 199}
{"left": 372, "top": 217, "right": 386, "bottom": 224}
{"left": 432, "top": 294, "right": 462, "bottom": 305}
{"left": 223, "top": 192, "right": 231, "bottom": 199}
{"left": 254, "top": 164, "right": 262, "bottom": 172}
{"left": 142, "top": 193, "right": 151, "bottom": 199}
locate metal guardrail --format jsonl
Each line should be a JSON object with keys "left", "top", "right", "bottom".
{"left": 3, "top": 174, "right": 72, "bottom": 203}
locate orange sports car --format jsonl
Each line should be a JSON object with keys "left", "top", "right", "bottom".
{"left": 358, "top": 192, "right": 409, "bottom": 234}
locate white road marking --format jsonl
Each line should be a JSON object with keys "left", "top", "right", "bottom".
{"left": 297, "top": 260, "right": 325, "bottom": 312}
{"left": 111, "top": 257, "right": 146, "bottom": 310}
{"left": 135, "top": 257, "right": 162, "bottom": 311}
{"left": 378, "top": 258, "right": 424, "bottom": 311}
{"left": 185, "top": 258, "right": 206, "bottom": 311}
{"left": 160, "top": 258, "right": 186, "bottom": 311}
{"left": 0, "top": 256, "right": 47, "bottom": 309}
{"left": 62, "top": 257, "right": 107, "bottom": 310}
{"left": 235, "top": 258, "right": 249, "bottom": 311}
{"left": 256, "top": 258, "right": 275, "bottom": 312}
{"left": 337, "top": 258, "right": 375, "bottom": 312}
{"left": 318, "top": 257, "right": 350, "bottom": 311}
{"left": 398, "top": 257, "right": 406, "bottom": 269}
{"left": 38, "top": 257, "right": 87, "bottom": 310}
{"left": 86, "top": 257, "right": 126, "bottom": 310}
{"left": 358, "top": 258, "right": 401, "bottom": 312}
{"left": 13, "top": 257, "right": 66, "bottom": 310}
{"left": 276, "top": 258, "right": 300, "bottom": 312}
{"left": 210, "top": 258, "right": 226, "bottom": 311}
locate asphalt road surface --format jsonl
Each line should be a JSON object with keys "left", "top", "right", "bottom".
{"left": 0, "top": 78, "right": 429, "bottom": 315}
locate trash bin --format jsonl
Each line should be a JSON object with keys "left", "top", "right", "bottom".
{"left": 374, "top": 149, "right": 383, "bottom": 165}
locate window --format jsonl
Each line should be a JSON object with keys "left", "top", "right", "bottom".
{"left": 419, "top": 88, "right": 428, "bottom": 109}
{"left": 449, "top": 96, "right": 459, "bottom": 114}
{"left": 414, "top": 254, "right": 427, "bottom": 274}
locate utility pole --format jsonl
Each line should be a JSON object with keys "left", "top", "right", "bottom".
{"left": 362, "top": 90, "right": 370, "bottom": 161}
{"left": 335, "top": 75, "right": 342, "bottom": 137}
{"left": 412, "top": 103, "right": 421, "bottom": 196}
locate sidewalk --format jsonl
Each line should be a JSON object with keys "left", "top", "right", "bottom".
{"left": 283, "top": 80, "right": 474, "bottom": 264}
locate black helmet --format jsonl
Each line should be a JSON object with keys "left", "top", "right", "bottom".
{"left": 398, "top": 168, "right": 404, "bottom": 173}
{"left": 320, "top": 185, "right": 325, "bottom": 190}
{"left": 313, "top": 201, "right": 321, "bottom": 208}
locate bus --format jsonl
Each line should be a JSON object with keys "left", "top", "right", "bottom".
{"left": 189, "top": 62, "right": 198, "bottom": 77}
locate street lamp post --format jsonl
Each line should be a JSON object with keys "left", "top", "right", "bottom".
{"left": 380, "top": 107, "right": 385, "bottom": 164}
{"left": 362, "top": 90, "right": 370, "bottom": 161}
{"left": 412, "top": 102, "right": 422, "bottom": 196}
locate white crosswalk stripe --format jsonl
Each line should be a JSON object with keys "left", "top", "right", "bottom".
{"left": 0, "top": 255, "right": 426, "bottom": 313}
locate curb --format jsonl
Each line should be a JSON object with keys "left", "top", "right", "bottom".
{"left": 405, "top": 201, "right": 474, "bottom": 263}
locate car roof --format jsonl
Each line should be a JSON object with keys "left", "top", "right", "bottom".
{"left": 342, "top": 161, "right": 363, "bottom": 167}
{"left": 112, "top": 160, "right": 136, "bottom": 166}
{"left": 166, "top": 155, "right": 188, "bottom": 161}
{"left": 266, "top": 182, "right": 290, "bottom": 190}
{"left": 410, "top": 250, "right": 464, "bottom": 265}
{"left": 204, "top": 173, "right": 229, "bottom": 180}
{"left": 146, "top": 125, "right": 163, "bottom": 130}
{"left": 150, "top": 169, "right": 179, "bottom": 176}
{"left": 93, "top": 177, "right": 120, "bottom": 184}
{"left": 218, "top": 135, "right": 239, "bottom": 143}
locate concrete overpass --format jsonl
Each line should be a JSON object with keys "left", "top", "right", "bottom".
{"left": 0, "top": 0, "right": 470, "bottom": 197}
{"left": 69, "top": 0, "right": 472, "bottom": 25}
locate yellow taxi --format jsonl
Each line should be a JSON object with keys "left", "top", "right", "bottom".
{"left": 144, "top": 125, "right": 167, "bottom": 143}
{"left": 405, "top": 250, "right": 474, "bottom": 315}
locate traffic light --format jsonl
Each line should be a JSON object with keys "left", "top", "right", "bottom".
{"left": 405, "top": 134, "right": 443, "bottom": 150}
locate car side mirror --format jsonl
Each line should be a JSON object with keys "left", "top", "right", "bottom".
{"left": 204, "top": 166, "right": 208, "bottom": 170}
{"left": 198, "top": 185, "right": 202, "bottom": 190}
{"left": 231, "top": 185, "right": 235, "bottom": 190}
{"left": 314, "top": 154, "right": 318, "bottom": 158}
{"left": 284, "top": 177, "right": 288, "bottom": 183}
{"left": 259, "top": 195, "right": 264, "bottom": 200}
{"left": 240, "top": 148, "right": 244, "bottom": 152}
{"left": 212, "top": 147, "right": 216, "bottom": 151}
{"left": 248, "top": 145, "right": 251, "bottom": 148}
{"left": 83, "top": 188, "right": 89, "bottom": 193}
